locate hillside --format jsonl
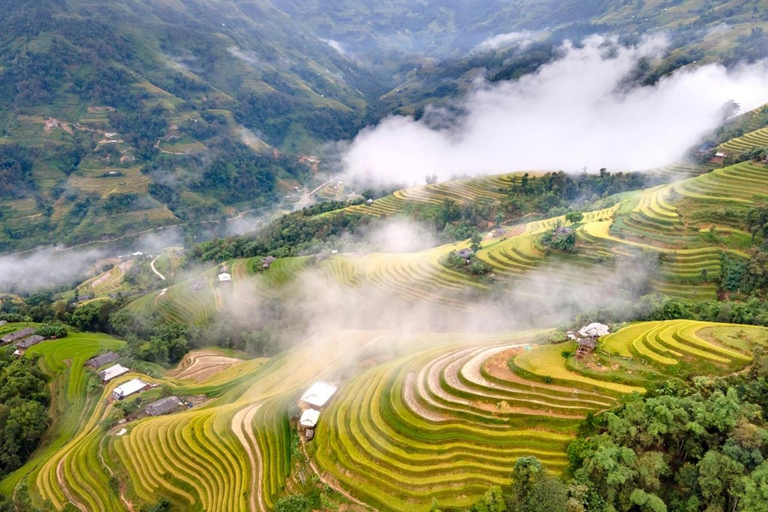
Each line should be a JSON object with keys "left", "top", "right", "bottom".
{"left": 0, "top": 0, "right": 380, "bottom": 252}
{"left": 1, "top": 0, "right": 767, "bottom": 253}
{"left": 1, "top": 319, "right": 767, "bottom": 511}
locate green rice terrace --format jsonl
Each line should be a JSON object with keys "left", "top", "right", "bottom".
{"left": 2, "top": 318, "right": 766, "bottom": 512}
{"left": 124, "top": 158, "right": 768, "bottom": 328}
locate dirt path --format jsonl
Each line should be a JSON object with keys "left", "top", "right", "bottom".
{"left": 302, "top": 440, "right": 376, "bottom": 512}
{"left": 231, "top": 403, "right": 265, "bottom": 512}
{"left": 56, "top": 458, "right": 88, "bottom": 512}
{"left": 98, "top": 434, "right": 135, "bottom": 512}
{"left": 293, "top": 179, "right": 336, "bottom": 209}
{"left": 150, "top": 257, "right": 166, "bottom": 280}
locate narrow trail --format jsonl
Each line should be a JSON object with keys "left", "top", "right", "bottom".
{"left": 98, "top": 434, "right": 135, "bottom": 512}
{"left": 231, "top": 403, "right": 266, "bottom": 512}
{"left": 302, "top": 440, "right": 376, "bottom": 512}
{"left": 150, "top": 257, "right": 166, "bottom": 280}
{"left": 56, "top": 458, "right": 88, "bottom": 512}
{"left": 293, "top": 179, "right": 336, "bottom": 209}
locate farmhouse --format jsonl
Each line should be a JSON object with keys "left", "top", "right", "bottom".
{"left": 0, "top": 320, "right": 6, "bottom": 326}
{"left": 567, "top": 323, "right": 610, "bottom": 359}
{"left": 15, "top": 335, "right": 45, "bottom": 350}
{"left": 86, "top": 351, "right": 119, "bottom": 368}
{"left": 145, "top": 396, "right": 183, "bottom": 416}
{"left": 300, "top": 382, "right": 338, "bottom": 408}
{"left": 455, "top": 248, "right": 472, "bottom": 260}
{"left": 1, "top": 327, "right": 35, "bottom": 344}
{"left": 262, "top": 256, "right": 277, "bottom": 269}
{"left": 112, "top": 378, "right": 148, "bottom": 400}
{"left": 218, "top": 272, "right": 232, "bottom": 283}
{"left": 578, "top": 323, "right": 610, "bottom": 338}
{"left": 300, "top": 409, "right": 320, "bottom": 428}
{"left": 100, "top": 364, "right": 130, "bottom": 382}
{"left": 576, "top": 338, "right": 597, "bottom": 358}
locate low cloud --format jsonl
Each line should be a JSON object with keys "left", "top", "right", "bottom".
{"left": 321, "top": 38, "right": 354, "bottom": 59}
{"left": 343, "top": 35, "right": 768, "bottom": 184}
{"left": 0, "top": 248, "right": 106, "bottom": 293}
{"left": 476, "top": 30, "right": 541, "bottom": 51}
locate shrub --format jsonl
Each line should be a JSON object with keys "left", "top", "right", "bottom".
{"left": 36, "top": 321, "right": 68, "bottom": 339}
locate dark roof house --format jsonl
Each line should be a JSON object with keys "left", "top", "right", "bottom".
{"left": 456, "top": 248, "right": 472, "bottom": 259}
{"left": 86, "top": 351, "right": 119, "bottom": 368}
{"left": 2, "top": 328, "right": 35, "bottom": 344}
{"left": 15, "top": 335, "right": 45, "bottom": 349}
{"left": 262, "top": 256, "right": 277, "bottom": 269}
{"left": 146, "top": 396, "right": 183, "bottom": 416}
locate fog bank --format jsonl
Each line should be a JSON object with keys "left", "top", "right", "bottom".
{"left": 344, "top": 35, "right": 768, "bottom": 184}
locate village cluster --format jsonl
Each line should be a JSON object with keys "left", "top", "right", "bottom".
{"left": 3, "top": 321, "right": 343, "bottom": 442}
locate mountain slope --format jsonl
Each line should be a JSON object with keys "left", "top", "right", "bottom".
{"left": 0, "top": 0, "right": 382, "bottom": 252}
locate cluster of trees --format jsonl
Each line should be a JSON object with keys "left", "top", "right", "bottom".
{"left": 542, "top": 227, "right": 578, "bottom": 253}
{"left": 463, "top": 350, "right": 768, "bottom": 512}
{"left": 0, "top": 350, "right": 50, "bottom": 478}
{"left": 35, "top": 322, "right": 67, "bottom": 339}
{"left": 0, "top": 145, "right": 34, "bottom": 199}
{"left": 190, "top": 200, "right": 369, "bottom": 262}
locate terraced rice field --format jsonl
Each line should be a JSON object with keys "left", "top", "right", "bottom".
{"left": 313, "top": 322, "right": 764, "bottom": 511}
{"left": 129, "top": 160, "right": 767, "bottom": 322}
{"left": 0, "top": 331, "right": 124, "bottom": 498}
{"left": 720, "top": 126, "right": 768, "bottom": 154}
{"left": 599, "top": 319, "right": 755, "bottom": 369}
{"left": 672, "top": 161, "right": 768, "bottom": 203}
{"left": 344, "top": 173, "right": 526, "bottom": 217}
{"left": 4, "top": 322, "right": 767, "bottom": 512}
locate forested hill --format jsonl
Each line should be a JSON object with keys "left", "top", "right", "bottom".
{"left": 0, "top": 0, "right": 382, "bottom": 252}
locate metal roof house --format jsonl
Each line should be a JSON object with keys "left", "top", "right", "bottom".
{"left": 578, "top": 323, "right": 610, "bottom": 338}
{"left": 300, "top": 409, "right": 320, "bottom": 428}
{"left": 112, "top": 378, "right": 147, "bottom": 400}
{"left": 300, "top": 382, "right": 338, "bottom": 408}
{"left": 218, "top": 272, "right": 232, "bottom": 283}
{"left": 100, "top": 364, "right": 130, "bottom": 382}
{"left": 145, "top": 396, "right": 183, "bottom": 416}
{"left": 86, "top": 352, "right": 119, "bottom": 368}
{"left": 1, "top": 327, "right": 35, "bottom": 344}
{"left": 15, "top": 335, "right": 45, "bottom": 349}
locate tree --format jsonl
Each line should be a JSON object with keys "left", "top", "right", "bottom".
{"left": 468, "top": 486, "right": 505, "bottom": 512}
{"left": 741, "top": 461, "right": 768, "bottom": 512}
{"left": 274, "top": 495, "right": 308, "bottom": 512}
{"left": 470, "top": 232, "right": 483, "bottom": 253}
{"left": 565, "top": 212, "right": 584, "bottom": 225}
{"left": 425, "top": 174, "right": 438, "bottom": 185}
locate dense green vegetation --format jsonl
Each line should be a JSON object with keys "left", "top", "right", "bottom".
{"left": 0, "top": 346, "right": 49, "bottom": 478}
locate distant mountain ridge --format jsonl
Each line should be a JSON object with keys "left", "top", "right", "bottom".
{"left": 0, "top": 0, "right": 766, "bottom": 253}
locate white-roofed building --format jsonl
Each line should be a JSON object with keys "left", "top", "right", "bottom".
{"left": 300, "top": 409, "right": 320, "bottom": 428}
{"left": 300, "top": 382, "right": 338, "bottom": 408}
{"left": 99, "top": 364, "right": 130, "bottom": 382}
{"left": 578, "top": 323, "right": 610, "bottom": 338}
{"left": 218, "top": 272, "right": 232, "bottom": 283}
{"left": 112, "top": 378, "right": 147, "bottom": 400}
